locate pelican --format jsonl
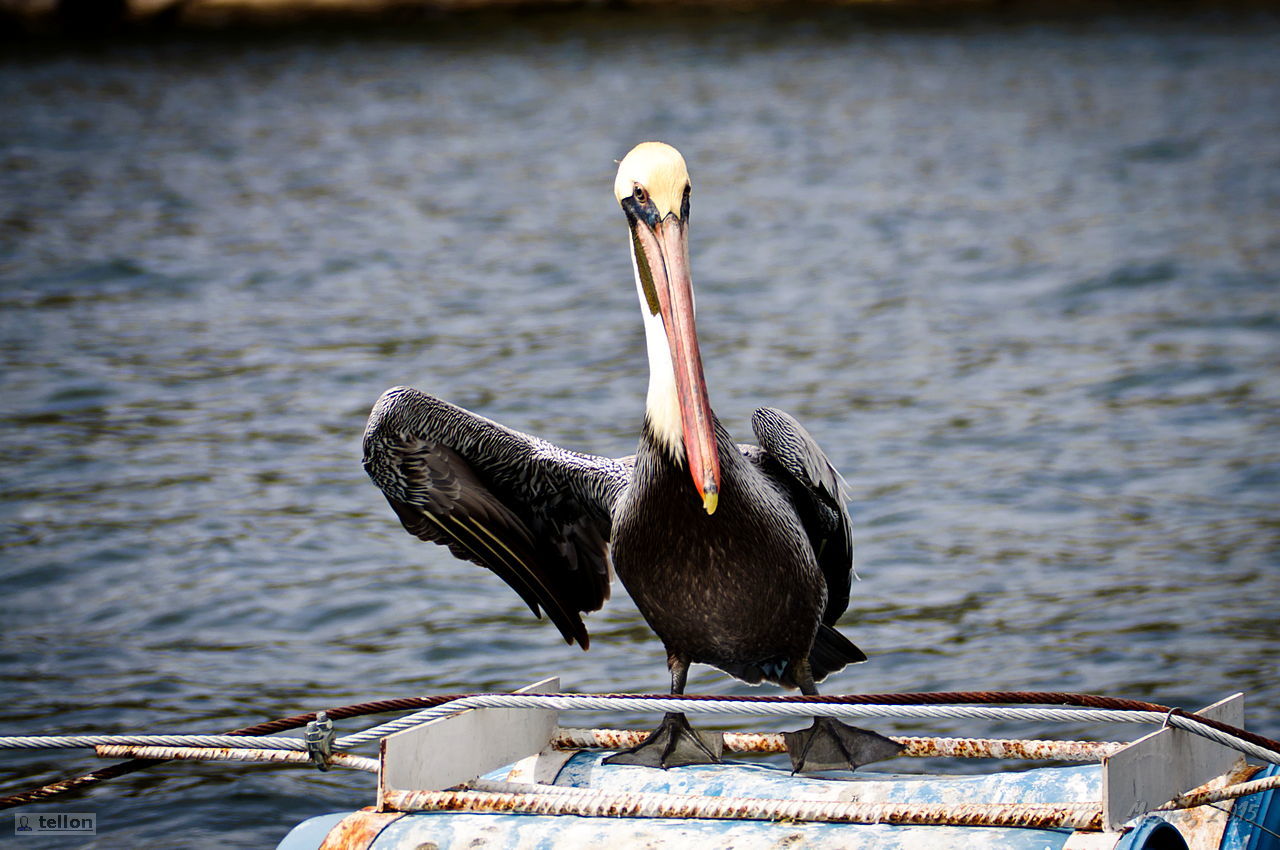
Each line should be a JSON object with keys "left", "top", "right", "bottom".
{"left": 363, "top": 142, "right": 901, "bottom": 772}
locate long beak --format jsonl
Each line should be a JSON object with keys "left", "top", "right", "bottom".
{"left": 634, "top": 214, "right": 721, "bottom": 514}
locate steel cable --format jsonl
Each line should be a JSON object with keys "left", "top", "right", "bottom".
{"left": 4, "top": 690, "right": 1277, "bottom": 810}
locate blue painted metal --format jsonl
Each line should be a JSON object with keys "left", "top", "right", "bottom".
{"left": 278, "top": 755, "right": 1280, "bottom": 849}
{"left": 276, "top": 811, "right": 349, "bottom": 850}
{"left": 1220, "top": 764, "right": 1280, "bottom": 850}
{"left": 550, "top": 750, "right": 1101, "bottom": 805}
{"left": 363, "top": 810, "right": 1076, "bottom": 849}
{"left": 1115, "top": 816, "right": 1188, "bottom": 850}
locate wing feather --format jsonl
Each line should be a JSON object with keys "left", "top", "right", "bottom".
{"left": 363, "top": 386, "right": 630, "bottom": 648}
{"left": 750, "top": 406, "right": 854, "bottom": 626}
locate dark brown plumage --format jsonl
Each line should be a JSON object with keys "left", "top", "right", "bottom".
{"left": 362, "top": 142, "right": 900, "bottom": 771}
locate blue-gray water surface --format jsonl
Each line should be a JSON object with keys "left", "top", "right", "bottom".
{"left": 1, "top": 9, "right": 1278, "bottom": 847}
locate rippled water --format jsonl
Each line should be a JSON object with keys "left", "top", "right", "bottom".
{"left": 2, "top": 9, "right": 1278, "bottom": 847}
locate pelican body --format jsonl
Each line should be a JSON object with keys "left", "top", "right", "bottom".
{"left": 363, "top": 143, "right": 900, "bottom": 771}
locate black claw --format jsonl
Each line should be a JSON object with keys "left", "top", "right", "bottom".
{"left": 784, "top": 717, "right": 904, "bottom": 773}
{"left": 603, "top": 712, "right": 724, "bottom": 768}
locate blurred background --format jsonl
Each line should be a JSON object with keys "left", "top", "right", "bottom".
{"left": 1, "top": 3, "right": 1278, "bottom": 847}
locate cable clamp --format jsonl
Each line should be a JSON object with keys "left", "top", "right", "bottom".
{"left": 305, "top": 712, "right": 335, "bottom": 772}
{"left": 1161, "top": 707, "right": 1179, "bottom": 730}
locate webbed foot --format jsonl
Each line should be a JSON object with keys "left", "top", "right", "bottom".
{"left": 602, "top": 711, "right": 723, "bottom": 768}
{"left": 783, "top": 716, "right": 903, "bottom": 773}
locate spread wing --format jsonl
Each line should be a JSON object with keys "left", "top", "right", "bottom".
{"left": 362, "top": 386, "right": 631, "bottom": 649}
{"left": 748, "top": 406, "right": 854, "bottom": 627}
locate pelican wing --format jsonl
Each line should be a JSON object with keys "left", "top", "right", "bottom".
{"left": 749, "top": 406, "right": 855, "bottom": 627}
{"left": 362, "top": 386, "right": 630, "bottom": 649}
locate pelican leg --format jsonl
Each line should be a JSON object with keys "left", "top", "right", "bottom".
{"left": 602, "top": 656, "right": 723, "bottom": 768}
{"left": 783, "top": 660, "right": 903, "bottom": 773}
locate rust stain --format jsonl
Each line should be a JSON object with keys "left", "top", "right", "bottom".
{"left": 896, "top": 736, "right": 1120, "bottom": 761}
{"left": 1159, "top": 761, "right": 1261, "bottom": 850}
{"left": 380, "top": 787, "right": 1104, "bottom": 830}
{"left": 1165, "top": 799, "right": 1228, "bottom": 850}
{"left": 554, "top": 729, "right": 647, "bottom": 750}
{"left": 94, "top": 744, "right": 375, "bottom": 771}
{"left": 317, "top": 809, "right": 407, "bottom": 850}
{"left": 552, "top": 728, "right": 1120, "bottom": 761}
{"left": 724, "top": 732, "right": 788, "bottom": 753}
{"left": 96, "top": 744, "right": 302, "bottom": 763}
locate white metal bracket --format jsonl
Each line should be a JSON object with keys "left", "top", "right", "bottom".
{"left": 378, "top": 677, "right": 560, "bottom": 808}
{"left": 1101, "top": 692, "right": 1245, "bottom": 831}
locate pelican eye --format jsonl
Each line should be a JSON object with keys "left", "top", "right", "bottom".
{"left": 632, "top": 184, "right": 649, "bottom": 205}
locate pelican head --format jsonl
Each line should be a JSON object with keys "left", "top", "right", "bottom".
{"left": 615, "top": 142, "right": 720, "bottom": 515}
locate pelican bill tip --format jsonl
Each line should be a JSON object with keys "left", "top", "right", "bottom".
{"left": 702, "top": 489, "right": 719, "bottom": 515}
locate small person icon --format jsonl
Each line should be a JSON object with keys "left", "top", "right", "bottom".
{"left": 16, "top": 815, "right": 32, "bottom": 832}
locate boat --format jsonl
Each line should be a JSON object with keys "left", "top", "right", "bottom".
{"left": 276, "top": 679, "right": 1280, "bottom": 850}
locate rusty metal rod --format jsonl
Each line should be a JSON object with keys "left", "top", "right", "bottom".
{"left": 552, "top": 727, "right": 1123, "bottom": 761}
{"left": 92, "top": 745, "right": 379, "bottom": 772}
{"left": 381, "top": 786, "right": 1105, "bottom": 831}
{"left": 1158, "top": 772, "right": 1280, "bottom": 811}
